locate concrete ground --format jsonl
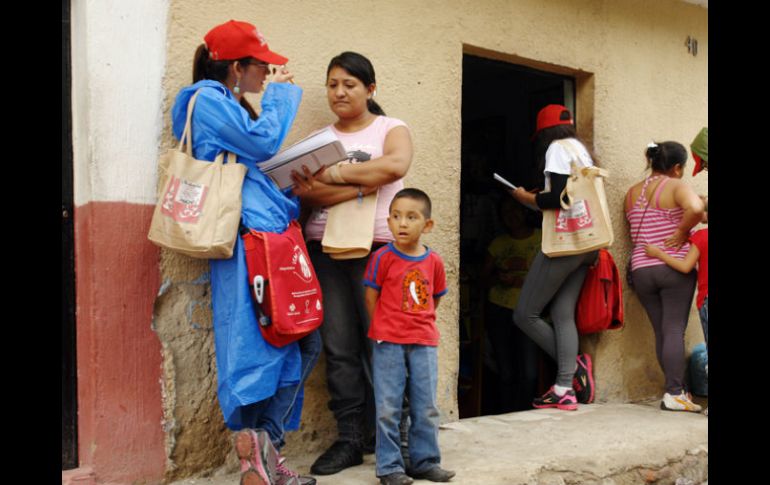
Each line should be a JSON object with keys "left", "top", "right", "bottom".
{"left": 169, "top": 400, "right": 707, "bottom": 485}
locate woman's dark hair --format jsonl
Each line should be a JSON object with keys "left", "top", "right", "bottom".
{"left": 645, "top": 141, "right": 687, "bottom": 173}
{"left": 327, "top": 51, "right": 385, "bottom": 116}
{"left": 192, "top": 44, "right": 259, "bottom": 120}
{"left": 532, "top": 108, "right": 599, "bottom": 182}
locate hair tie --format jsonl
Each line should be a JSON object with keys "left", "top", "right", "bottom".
{"left": 647, "top": 141, "right": 658, "bottom": 149}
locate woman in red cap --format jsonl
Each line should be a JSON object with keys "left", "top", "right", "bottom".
{"left": 170, "top": 20, "right": 319, "bottom": 485}
{"left": 507, "top": 104, "right": 597, "bottom": 412}
{"left": 624, "top": 141, "right": 704, "bottom": 413}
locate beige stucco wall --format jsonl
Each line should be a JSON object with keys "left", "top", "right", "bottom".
{"left": 155, "top": 0, "right": 707, "bottom": 479}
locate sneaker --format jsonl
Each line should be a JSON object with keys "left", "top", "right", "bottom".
{"left": 532, "top": 386, "right": 578, "bottom": 411}
{"left": 275, "top": 455, "right": 316, "bottom": 485}
{"left": 704, "top": 407, "right": 708, "bottom": 417}
{"left": 379, "top": 472, "right": 414, "bottom": 485}
{"left": 573, "top": 354, "right": 595, "bottom": 404}
{"left": 310, "top": 440, "right": 363, "bottom": 475}
{"left": 240, "top": 469, "right": 268, "bottom": 485}
{"left": 234, "top": 429, "right": 277, "bottom": 485}
{"left": 660, "top": 391, "right": 702, "bottom": 413}
{"left": 408, "top": 466, "right": 456, "bottom": 482}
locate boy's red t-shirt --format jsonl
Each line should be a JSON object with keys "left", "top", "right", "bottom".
{"left": 690, "top": 228, "right": 708, "bottom": 309}
{"left": 363, "top": 243, "right": 448, "bottom": 346}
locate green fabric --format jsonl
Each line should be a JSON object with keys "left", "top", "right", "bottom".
{"left": 690, "top": 127, "right": 708, "bottom": 163}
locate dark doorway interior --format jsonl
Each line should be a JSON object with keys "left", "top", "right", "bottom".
{"left": 62, "top": 0, "right": 78, "bottom": 470}
{"left": 458, "top": 54, "right": 576, "bottom": 418}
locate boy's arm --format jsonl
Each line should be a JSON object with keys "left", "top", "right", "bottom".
{"left": 365, "top": 286, "right": 380, "bottom": 321}
{"left": 644, "top": 244, "right": 700, "bottom": 273}
{"left": 433, "top": 296, "right": 442, "bottom": 309}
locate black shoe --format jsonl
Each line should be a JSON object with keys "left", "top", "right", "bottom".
{"left": 408, "top": 466, "right": 456, "bottom": 482}
{"left": 362, "top": 434, "right": 376, "bottom": 455}
{"left": 309, "top": 440, "right": 363, "bottom": 475}
{"left": 379, "top": 472, "right": 414, "bottom": 485}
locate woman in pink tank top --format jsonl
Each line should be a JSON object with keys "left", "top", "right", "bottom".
{"left": 624, "top": 141, "right": 705, "bottom": 413}
{"left": 295, "top": 52, "right": 415, "bottom": 476}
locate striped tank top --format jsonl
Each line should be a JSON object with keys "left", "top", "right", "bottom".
{"left": 626, "top": 176, "right": 691, "bottom": 271}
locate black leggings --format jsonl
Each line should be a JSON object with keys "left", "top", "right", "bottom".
{"left": 632, "top": 265, "right": 697, "bottom": 394}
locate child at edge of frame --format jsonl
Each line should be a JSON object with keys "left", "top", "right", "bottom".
{"left": 363, "top": 188, "right": 456, "bottom": 485}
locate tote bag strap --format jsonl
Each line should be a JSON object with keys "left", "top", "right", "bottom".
{"left": 179, "top": 89, "right": 237, "bottom": 166}
{"left": 555, "top": 140, "right": 583, "bottom": 210}
{"left": 178, "top": 89, "right": 204, "bottom": 156}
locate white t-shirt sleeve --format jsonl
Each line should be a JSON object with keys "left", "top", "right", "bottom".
{"left": 544, "top": 139, "right": 593, "bottom": 176}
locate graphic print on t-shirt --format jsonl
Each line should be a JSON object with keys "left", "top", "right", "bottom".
{"left": 402, "top": 268, "right": 430, "bottom": 312}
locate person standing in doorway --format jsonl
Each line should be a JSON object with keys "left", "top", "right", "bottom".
{"left": 508, "top": 104, "right": 597, "bottom": 411}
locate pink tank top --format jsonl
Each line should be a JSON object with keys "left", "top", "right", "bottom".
{"left": 625, "top": 176, "right": 691, "bottom": 271}
{"left": 304, "top": 116, "right": 408, "bottom": 242}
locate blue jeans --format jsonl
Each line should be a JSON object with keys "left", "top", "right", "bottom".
{"left": 240, "top": 330, "right": 321, "bottom": 451}
{"left": 699, "top": 296, "right": 708, "bottom": 349}
{"left": 373, "top": 342, "right": 440, "bottom": 477}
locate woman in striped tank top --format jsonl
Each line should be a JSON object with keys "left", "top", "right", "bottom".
{"left": 624, "top": 141, "right": 705, "bottom": 413}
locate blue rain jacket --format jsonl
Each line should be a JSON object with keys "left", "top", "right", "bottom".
{"left": 171, "top": 80, "right": 305, "bottom": 430}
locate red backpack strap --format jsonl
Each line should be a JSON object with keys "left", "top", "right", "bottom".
{"left": 606, "top": 250, "right": 624, "bottom": 329}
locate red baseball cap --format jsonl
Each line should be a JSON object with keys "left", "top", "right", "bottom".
{"left": 204, "top": 20, "right": 288, "bottom": 65}
{"left": 533, "top": 104, "right": 573, "bottom": 139}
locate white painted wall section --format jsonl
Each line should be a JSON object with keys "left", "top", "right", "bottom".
{"left": 71, "top": 0, "right": 169, "bottom": 206}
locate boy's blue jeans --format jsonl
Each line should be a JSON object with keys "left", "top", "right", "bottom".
{"left": 240, "top": 329, "right": 322, "bottom": 451}
{"left": 699, "top": 296, "right": 708, "bottom": 349}
{"left": 373, "top": 342, "right": 441, "bottom": 477}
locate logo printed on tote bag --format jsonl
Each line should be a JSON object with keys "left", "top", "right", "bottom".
{"left": 555, "top": 199, "right": 593, "bottom": 232}
{"left": 160, "top": 176, "right": 209, "bottom": 224}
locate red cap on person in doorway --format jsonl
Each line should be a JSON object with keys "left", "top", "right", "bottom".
{"left": 204, "top": 20, "right": 288, "bottom": 65}
{"left": 532, "top": 104, "right": 574, "bottom": 140}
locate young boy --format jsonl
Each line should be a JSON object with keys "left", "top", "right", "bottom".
{"left": 645, "top": 196, "right": 708, "bottom": 414}
{"left": 364, "top": 189, "right": 455, "bottom": 485}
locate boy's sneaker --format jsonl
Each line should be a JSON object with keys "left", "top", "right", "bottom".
{"left": 532, "top": 386, "right": 578, "bottom": 411}
{"left": 660, "top": 391, "right": 702, "bottom": 413}
{"left": 408, "top": 466, "right": 456, "bottom": 482}
{"left": 234, "top": 429, "right": 277, "bottom": 485}
{"left": 379, "top": 472, "right": 414, "bottom": 485}
{"left": 573, "top": 354, "right": 595, "bottom": 404}
{"left": 310, "top": 440, "right": 363, "bottom": 475}
{"left": 275, "top": 455, "right": 316, "bottom": 485}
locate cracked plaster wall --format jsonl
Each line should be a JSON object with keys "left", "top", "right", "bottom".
{"left": 155, "top": 0, "right": 707, "bottom": 479}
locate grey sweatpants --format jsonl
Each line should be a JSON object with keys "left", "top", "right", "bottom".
{"left": 631, "top": 264, "right": 697, "bottom": 394}
{"left": 513, "top": 250, "right": 598, "bottom": 388}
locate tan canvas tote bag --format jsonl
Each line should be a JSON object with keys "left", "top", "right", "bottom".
{"left": 147, "top": 89, "right": 248, "bottom": 259}
{"left": 321, "top": 162, "right": 379, "bottom": 260}
{"left": 541, "top": 140, "right": 614, "bottom": 257}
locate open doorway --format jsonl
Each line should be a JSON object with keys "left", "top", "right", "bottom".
{"left": 457, "top": 53, "right": 576, "bottom": 418}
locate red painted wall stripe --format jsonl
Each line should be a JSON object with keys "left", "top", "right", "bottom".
{"left": 75, "top": 201, "right": 164, "bottom": 484}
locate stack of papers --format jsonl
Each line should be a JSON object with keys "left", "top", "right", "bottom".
{"left": 260, "top": 127, "right": 347, "bottom": 189}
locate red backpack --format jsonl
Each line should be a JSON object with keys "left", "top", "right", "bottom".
{"left": 241, "top": 221, "right": 324, "bottom": 347}
{"left": 576, "top": 249, "right": 624, "bottom": 335}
